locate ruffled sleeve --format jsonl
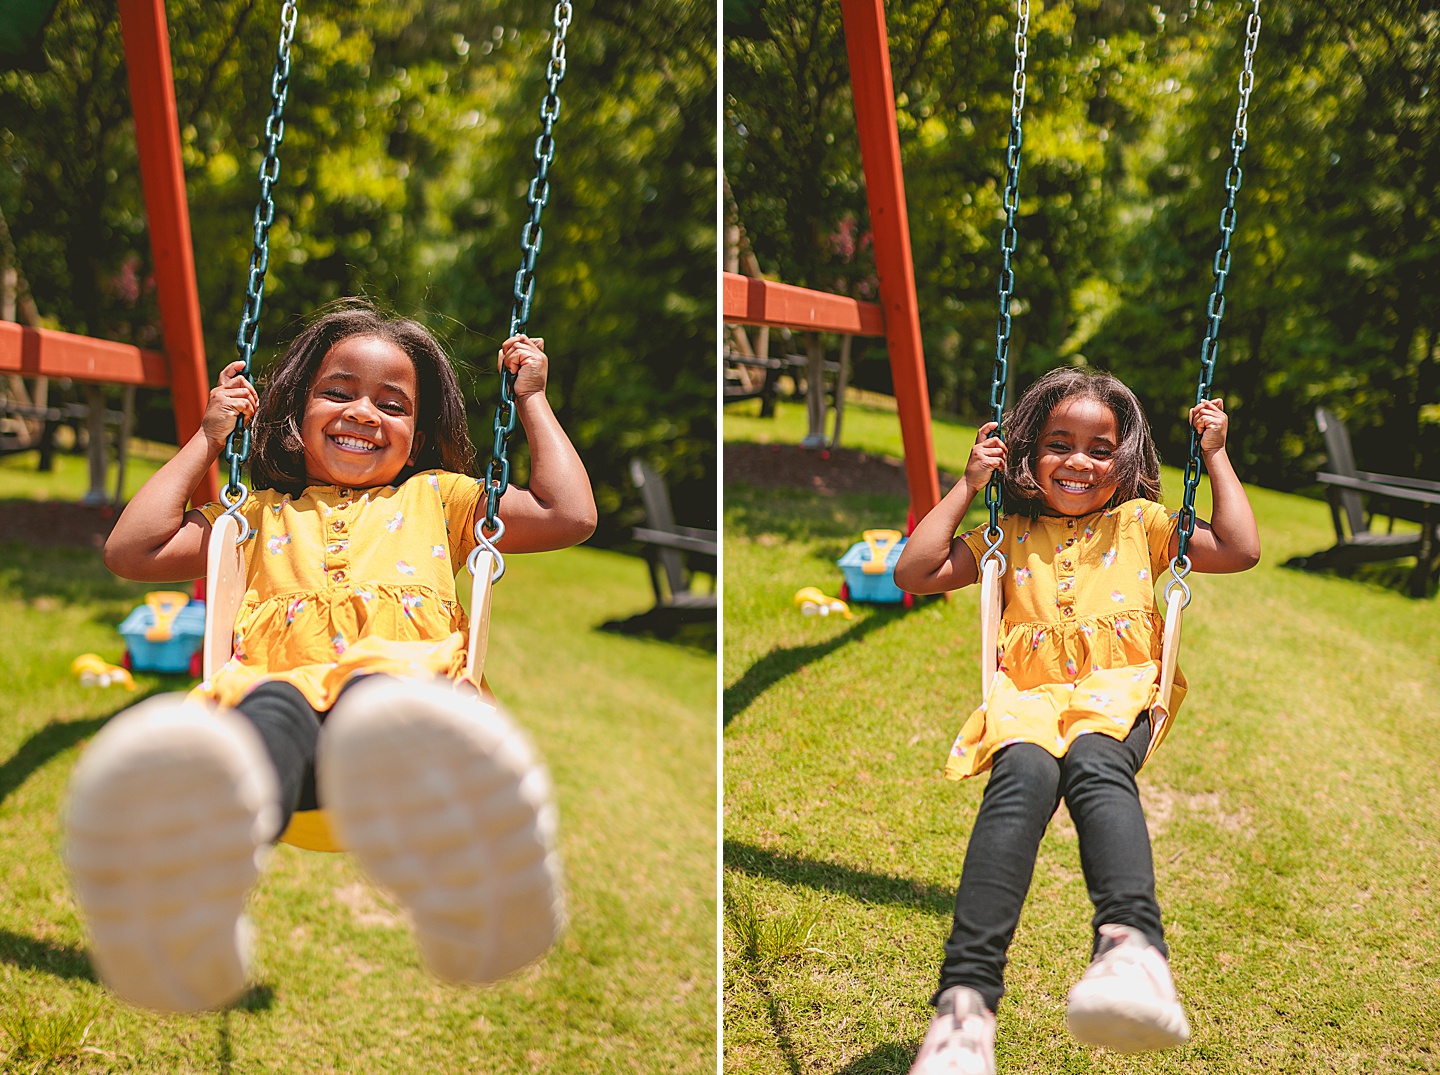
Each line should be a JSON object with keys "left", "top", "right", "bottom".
{"left": 434, "top": 472, "right": 486, "bottom": 567}
{"left": 959, "top": 522, "right": 998, "bottom": 573}
{"left": 1140, "top": 500, "right": 1181, "bottom": 579}
{"left": 193, "top": 496, "right": 263, "bottom": 533}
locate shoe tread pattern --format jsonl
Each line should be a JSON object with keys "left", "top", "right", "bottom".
{"left": 65, "top": 699, "right": 275, "bottom": 1012}
{"left": 319, "top": 680, "right": 563, "bottom": 985}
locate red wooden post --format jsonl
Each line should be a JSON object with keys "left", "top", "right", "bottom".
{"left": 839, "top": 0, "right": 941, "bottom": 527}
{"left": 117, "top": 0, "right": 216, "bottom": 505}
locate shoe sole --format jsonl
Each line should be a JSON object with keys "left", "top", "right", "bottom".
{"left": 1067, "top": 987, "right": 1191, "bottom": 1053}
{"left": 64, "top": 696, "right": 277, "bottom": 1013}
{"left": 317, "top": 678, "right": 564, "bottom": 984}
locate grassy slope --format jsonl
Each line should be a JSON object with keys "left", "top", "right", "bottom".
{"left": 0, "top": 466, "right": 716, "bottom": 1072}
{"left": 723, "top": 399, "right": 1440, "bottom": 1074}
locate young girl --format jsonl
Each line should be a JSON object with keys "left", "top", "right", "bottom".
{"left": 893, "top": 367, "right": 1259, "bottom": 1072}
{"left": 66, "top": 303, "right": 596, "bottom": 1013}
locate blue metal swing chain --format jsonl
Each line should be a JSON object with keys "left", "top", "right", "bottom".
{"left": 981, "top": 0, "right": 1029, "bottom": 569}
{"left": 216, "top": 1, "right": 570, "bottom": 567}
{"left": 481, "top": 0, "right": 573, "bottom": 541}
{"left": 222, "top": 0, "right": 299, "bottom": 516}
{"left": 1169, "top": 0, "right": 1262, "bottom": 605}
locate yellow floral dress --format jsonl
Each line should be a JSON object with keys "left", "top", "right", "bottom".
{"left": 945, "top": 498, "right": 1186, "bottom": 780}
{"left": 191, "top": 470, "right": 486, "bottom": 711}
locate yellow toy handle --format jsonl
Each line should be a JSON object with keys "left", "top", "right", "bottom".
{"left": 142, "top": 591, "right": 191, "bottom": 642}
{"left": 860, "top": 529, "right": 903, "bottom": 575}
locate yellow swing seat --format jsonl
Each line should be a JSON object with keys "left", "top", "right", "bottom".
{"left": 201, "top": 510, "right": 498, "bottom": 852}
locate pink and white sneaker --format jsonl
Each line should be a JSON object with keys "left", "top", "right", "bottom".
{"left": 1066, "top": 923, "right": 1191, "bottom": 1052}
{"left": 909, "top": 986, "right": 996, "bottom": 1075}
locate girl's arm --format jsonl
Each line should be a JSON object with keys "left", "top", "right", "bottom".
{"left": 484, "top": 335, "right": 598, "bottom": 553}
{"left": 1169, "top": 398, "right": 1261, "bottom": 573}
{"left": 894, "top": 422, "right": 1008, "bottom": 594}
{"left": 103, "top": 361, "right": 259, "bottom": 582}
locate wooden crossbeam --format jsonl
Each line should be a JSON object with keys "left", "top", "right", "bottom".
{"left": 0, "top": 322, "right": 169, "bottom": 387}
{"left": 723, "top": 272, "right": 885, "bottom": 336}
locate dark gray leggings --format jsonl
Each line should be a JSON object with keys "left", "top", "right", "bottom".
{"left": 934, "top": 716, "right": 1163, "bottom": 1013}
{"left": 233, "top": 676, "right": 386, "bottom": 841}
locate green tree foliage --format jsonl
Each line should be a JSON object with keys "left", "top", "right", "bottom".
{"left": 726, "top": 0, "right": 1178, "bottom": 413}
{"left": 1093, "top": 0, "right": 1439, "bottom": 484}
{"left": 726, "top": 0, "right": 1438, "bottom": 487}
{"left": 0, "top": 0, "right": 715, "bottom": 538}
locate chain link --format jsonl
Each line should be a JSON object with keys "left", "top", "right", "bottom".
{"left": 482, "top": 1, "right": 572, "bottom": 538}
{"left": 1172, "top": 0, "right": 1261, "bottom": 584}
{"left": 982, "top": 0, "right": 1029, "bottom": 556}
{"left": 223, "top": 0, "right": 299, "bottom": 504}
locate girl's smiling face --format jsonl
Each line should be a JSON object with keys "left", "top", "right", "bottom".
{"left": 1035, "top": 395, "right": 1120, "bottom": 516}
{"left": 299, "top": 335, "right": 424, "bottom": 489}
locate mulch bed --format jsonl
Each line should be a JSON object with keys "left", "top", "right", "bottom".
{"left": 724, "top": 441, "right": 956, "bottom": 497}
{"left": 0, "top": 500, "right": 119, "bottom": 550}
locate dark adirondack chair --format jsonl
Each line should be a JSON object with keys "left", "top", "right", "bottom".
{"left": 1284, "top": 407, "right": 1440, "bottom": 596}
{"left": 629, "top": 458, "right": 717, "bottom": 621}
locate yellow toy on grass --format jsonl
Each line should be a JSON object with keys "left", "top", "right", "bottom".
{"left": 71, "top": 654, "right": 138, "bottom": 691}
{"left": 793, "top": 587, "right": 854, "bottom": 619}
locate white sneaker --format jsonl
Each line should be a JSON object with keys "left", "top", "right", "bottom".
{"left": 1066, "top": 923, "right": 1191, "bottom": 1052}
{"left": 64, "top": 696, "right": 278, "bottom": 1012}
{"left": 909, "top": 986, "right": 996, "bottom": 1075}
{"left": 317, "top": 677, "right": 564, "bottom": 985}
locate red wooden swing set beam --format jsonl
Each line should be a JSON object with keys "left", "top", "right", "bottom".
{"left": 0, "top": 0, "right": 215, "bottom": 503}
{"left": 721, "top": 0, "right": 941, "bottom": 527}
{"left": 722, "top": 273, "right": 886, "bottom": 337}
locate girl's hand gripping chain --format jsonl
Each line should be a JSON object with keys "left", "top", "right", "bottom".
{"left": 1169, "top": 397, "right": 1261, "bottom": 573}
{"left": 500, "top": 334, "right": 550, "bottom": 400}
{"left": 484, "top": 334, "right": 598, "bottom": 553}
{"left": 894, "top": 423, "right": 1009, "bottom": 595}
{"left": 105, "top": 362, "right": 261, "bottom": 583}
{"left": 202, "top": 362, "right": 260, "bottom": 450}
{"left": 1188, "top": 397, "right": 1229, "bottom": 456}
{"left": 963, "top": 421, "right": 1009, "bottom": 492}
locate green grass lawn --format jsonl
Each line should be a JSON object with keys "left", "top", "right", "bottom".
{"left": 0, "top": 441, "right": 172, "bottom": 503}
{"left": 0, "top": 463, "right": 716, "bottom": 1072}
{"left": 723, "top": 398, "right": 1440, "bottom": 1074}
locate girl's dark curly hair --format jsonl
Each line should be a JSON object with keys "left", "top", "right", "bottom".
{"left": 1001, "top": 366, "right": 1162, "bottom": 517}
{"left": 248, "top": 301, "right": 476, "bottom": 494}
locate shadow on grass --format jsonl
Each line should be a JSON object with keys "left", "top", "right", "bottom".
{"left": 724, "top": 607, "right": 906, "bottom": 728}
{"left": 1280, "top": 557, "right": 1438, "bottom": 600}
{"left": 0, "top": 715, "right": 114, "bottom": 810}
{"left": 597, "top": 609, "right": 717, "bottom": 653}
{"left": 725, "top": 843, "right": 953, "bottom": 916}
{"left": 742, "top": 969, "right": 805, "bottom": 1075}
{"left": 0, "top": 929, "right": 96, "bottom": 983}
{"left": 0, "top": 538, "right": 154, "bottom": 635}
{"left": 218, "top": 986, "right": 275, "bottom": 1069}
{"left": 833, "top": 1042, "right": 918, "bottom": 1075}
{"left": 232, "top": 983, "right": 274, "bottom": 1013}
{"left": 724, "top": 484, "right": 909, "bottom": 546}
{"left": 218, "top": 1010, "right": 233, "bottom": 1073}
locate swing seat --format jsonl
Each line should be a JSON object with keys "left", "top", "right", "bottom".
{"left": 201, "top": 511, "right": 497, "bottom": 852}
{"left": 978, "top": 558, "right": 1183, "bottom": 767}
